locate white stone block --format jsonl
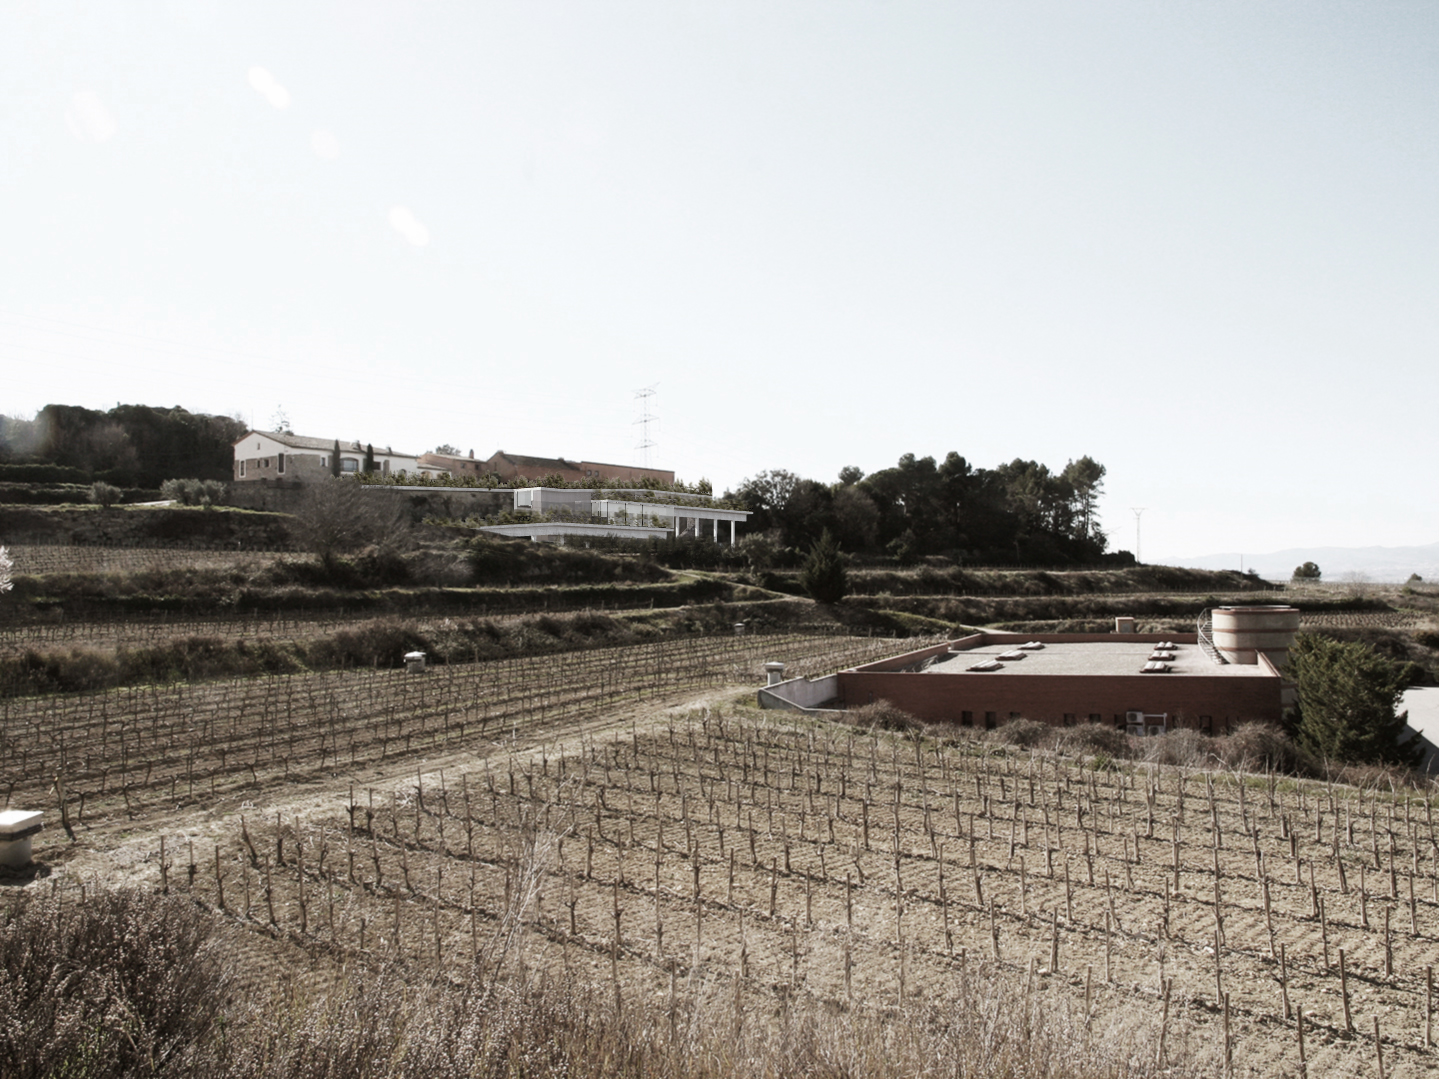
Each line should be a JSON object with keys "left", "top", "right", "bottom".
{"left": 0, "top": 810, "right": 42, "bottom": 868}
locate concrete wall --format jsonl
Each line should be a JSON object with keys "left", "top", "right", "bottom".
{"left": 758, "top": 673, "right": 842, "bottom": 713}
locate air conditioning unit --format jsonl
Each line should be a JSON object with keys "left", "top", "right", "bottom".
{"left": 1125, "top": 710, "right": 1144, "bottom": 736}
{"left": 1147, "top": 725, "right": 1166, "bottom": 737}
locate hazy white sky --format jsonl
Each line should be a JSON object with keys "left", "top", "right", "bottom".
{"left": 1, "top": 1, "right": 1435, "bottom": 561}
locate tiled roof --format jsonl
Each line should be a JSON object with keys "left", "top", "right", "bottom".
{"left": 492, "top": 451, "right": 581, "bottom": 472}
{"left": 235, "top": 431, "right": 414, "bottom": 456}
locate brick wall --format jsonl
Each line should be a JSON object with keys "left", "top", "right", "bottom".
{"left": 836, "top": 669, "right": 1282, "bottom": 733}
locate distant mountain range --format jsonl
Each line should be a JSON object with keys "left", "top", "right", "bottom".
{"left": 1163, "top": 543, "right": 1438, "bottom": 583}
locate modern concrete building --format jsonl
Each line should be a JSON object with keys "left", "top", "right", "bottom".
{"left": 762, "top": 607, "right": 1302, "bottom": 736}
{"left": 476, "top": 486, "right": 749, "bottom": 545}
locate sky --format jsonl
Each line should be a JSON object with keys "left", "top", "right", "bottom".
{"left": 1, "top": 0, "right": 1435, "bottom": 563}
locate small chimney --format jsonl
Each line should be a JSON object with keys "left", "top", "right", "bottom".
{"left": 1115, "top": 617, "right": 1136, "bottom": 634}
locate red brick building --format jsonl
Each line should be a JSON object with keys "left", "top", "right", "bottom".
{"left": 418, "top": 449, "right": 676, "bottom": 486}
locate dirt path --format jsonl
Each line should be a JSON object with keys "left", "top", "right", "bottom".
{"left": 37, "top": 684, "right": 740, "bottom": 893}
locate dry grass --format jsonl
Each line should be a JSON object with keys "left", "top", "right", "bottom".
{"left": 1, "top": 875, "right": 1185, "bottom": 1078}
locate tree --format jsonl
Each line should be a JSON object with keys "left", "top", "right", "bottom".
{"left": 799, "top": 529, "right": 848, "bottom": 604}
{"left": 1293, "top": 561, "right": 1322, "bottom": 580}
{"left": 294, "top": 477, "right": 411, "bottom": 569}
{"left": 433, "top": 443, "right": 460, "bottom": 455}
{"left": 331, "top": 440, "right": 341, "bottom": 478}
{"left": 363, "top": 443, "right": 376, "bottom": 473}
{"left": 1288, "top": 635, "right": 1416, "bottom": 766}
{"left": 0, "top": 545, "right": 12, "bottom": 596}
{"left": 837, "top": 465, "right": 864, "bottom": 486}
{"left": 1061, "top": 456, "right": 1106, "bottom": 545}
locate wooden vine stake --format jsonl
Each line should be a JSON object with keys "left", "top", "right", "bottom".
{"left": 1279, "top": 942, "right": 1291, "bottom": 1020}
{"left": 1340, "top": 948, "right": 1353, "bottom": 1032}
{"left": 1427, "top": 965, "right": 1435, "bottom": 1049}
{"left": 1222, "top": 991, "right": 1232, "bottom": 1080}
{"left": 1296, "top": 999, "right": 1307, "bottom": 1080}
{"left": 1154, "top": 977, "right": 1170, "bottom": 1070}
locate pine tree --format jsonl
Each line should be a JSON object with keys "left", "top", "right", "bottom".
{"left": 331, "top": 439, "right": 341, "bottom": 478}
{"left": 1289, "top": 635, "right": 1416, "bottom": 765}
{"left": 799, "top": 528, "right": 848, "bottom": 604}
{"left": 363, "top": 443, "right": 376, "bottom": 474}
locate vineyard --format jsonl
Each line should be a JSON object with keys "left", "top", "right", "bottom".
{"left": 1298, "top": 611, "right": 1432, "bottom": 630}
{"left": 2, "top": 544, "right": 292, "bottom": 577}
{"left": 5, "top": 632, "right": 1431, "bottom": 1077}
{"left": 0, "top": 633, "right": 933, "bottom": 824}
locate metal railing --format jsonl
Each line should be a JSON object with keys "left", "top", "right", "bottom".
{"left": 1196, "top": 608, "right": 1225, "bottom": 665}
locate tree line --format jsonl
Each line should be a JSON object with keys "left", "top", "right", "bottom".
{"left": 726, "top": 452, "right": 1120, "bottom": 566}
{"left": 0, "top": 404, "right": 245, "bottom": 488}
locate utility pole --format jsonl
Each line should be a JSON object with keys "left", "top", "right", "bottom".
{"left": 1131, "top": 508, "right": 1146, "bottom": 565}
{"left": 633, "top": 384, "right": 658, "bottom": 469}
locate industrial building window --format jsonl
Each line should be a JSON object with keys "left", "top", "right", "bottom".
{"left": 1009, "top": 711, "right": 1021, "bottom": 720}
{"left": 1089, "top": 713, "right": 1101, "bottom": 724}
{"left": 984, "top": 712, "right": 997, "bottom": 729}
{"left": 961, "top": 711, "right": 973, "bottom": 726}
{"left": 1201, "top": 715, "right": 1213, "bottom": 734}
{"left": 1063, "top": 713, "right": 1076, "bottom": 725}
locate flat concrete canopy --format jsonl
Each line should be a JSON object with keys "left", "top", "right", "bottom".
{"left": 925, "top": 640, "right": 1277, "bottom": 679}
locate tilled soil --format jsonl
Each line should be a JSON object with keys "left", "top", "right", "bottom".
{"left": 14, "top": 671, "right": 1438, "bottom": 1079}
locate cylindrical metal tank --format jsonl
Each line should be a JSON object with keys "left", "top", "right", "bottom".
{"left": 1211, "top": 606, "right": 1300, "bottom": 666}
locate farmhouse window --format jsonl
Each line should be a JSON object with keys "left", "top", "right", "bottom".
{"left": 277, "top": 453, "right": 285, "bottom": 474}
{"left": 239, "top": 460, "right": 245, "bottom": 477}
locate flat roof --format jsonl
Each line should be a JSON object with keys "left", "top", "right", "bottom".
{"left": 925, "top": 639, "right": 1276, "bottom": 679}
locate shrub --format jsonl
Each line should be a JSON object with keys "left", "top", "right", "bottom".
{"left": 160, "top": 478, "right": 228, "bottom": 507}
{"left": 989, "top": 717, "right": 1052, "bottom": 748}
{"left": 1055, "top": 722, "right": 1128, "bottom": 759}
{"left": 1213, "top": 722, "right": 1312, "bottom": 774}
{"left": 0, "top": 889, "right": 232, "bottom": 1077}
{"left": 846, "top": 699, "right": 923, "bottom": 732}
{"left": 87, "top": 480, "right": 123, "bottom": 508}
